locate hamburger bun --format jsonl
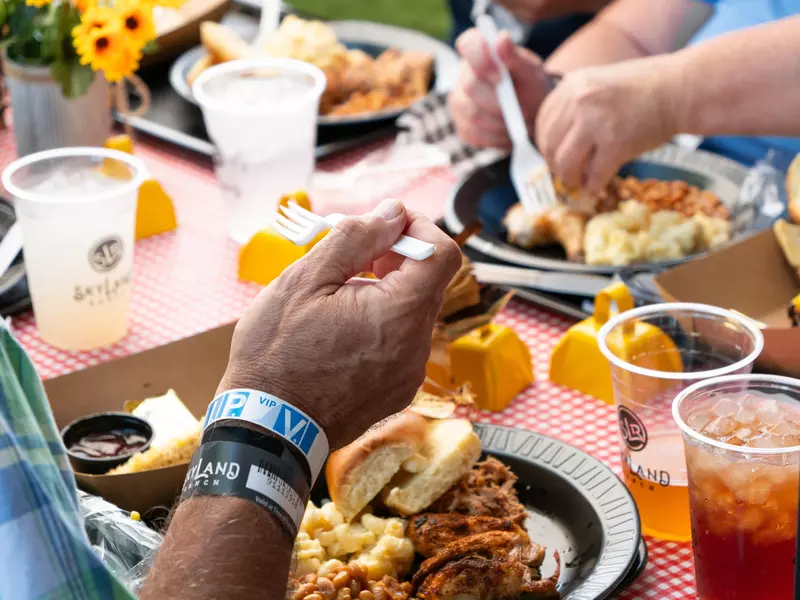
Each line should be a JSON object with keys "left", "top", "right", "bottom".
{"left": 787, "top": 153, "right": 800, "bottom": 224}
{"left": 382, "top": 418, "right": 481, "bottom": 516}
{"left": 325, "top": 410, "right": 428, "bottom": 522}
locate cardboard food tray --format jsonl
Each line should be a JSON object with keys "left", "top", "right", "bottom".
{"left": 655, "top": 229, "right": 800, "bottom": 377}
{"left": 45, "top": 324, "right": 236, "bottom": 513}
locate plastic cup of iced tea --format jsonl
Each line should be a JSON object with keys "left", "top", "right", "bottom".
{"left": 598, "top": 303, "right": 764, "bottom": 542}
{"left": 673, "top": 374, "right": 800, "bottom": 600}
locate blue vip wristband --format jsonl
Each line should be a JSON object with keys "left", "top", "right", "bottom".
{"left": 203, "top": 389, "right": 329, "bottom": 484}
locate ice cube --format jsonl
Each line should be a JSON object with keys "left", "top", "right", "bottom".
{"left": 739, "top": 506, "right": 765, "bottom": 532}
{"left": 732, "top": 428, "right": 753, "bottom": 442}
{"left": 756, "top": 400, "right": 783, "bottom": 426}
{"left": 733, "top": 406, "right": 757, "bottom": 426}
{"left": 704, "top": 416, "right": 737, "bottom": 438}
{"left": 781, "top": 434, "right": 800, "bottom": 447}
{"left": 769, "top": 422, "right": 793, "bottom": 436}
{"left": 742, "top": 393, "right": 762, "bottom": 410}
{"left": 722, "top": 435, "right": 745, "bottom": 446}
{"left": 686, "top": 409, "right": 714, "bottom": 432}
{"left": 748, "top": 433, "right": 781, "bottom": 449}
{"left": 734, "top": 476, "right": 771, "bottom": 505}
{"left": 712, "top": 397, "right": 740, "bottom": 417}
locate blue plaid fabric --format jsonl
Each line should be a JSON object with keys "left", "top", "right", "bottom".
{"left": 0, "top": 324, "right": 135, "bottom": 600}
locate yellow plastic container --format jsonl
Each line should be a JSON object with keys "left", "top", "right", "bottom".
{"left": 450, "top": 323, "right": 533, "bottom": 412}
{"left": 103, "top": 135, "right": 178, "bottom": 240}
{"left": 549, "top": 282, "right": 682, "bottom": 404}
{"left": 238, "top": 228, "right": 306, "bottom": 285}
{"left": 790, "top": 293, "right": 800, "bottom": 326}
{"left": 135, "top": 180, "right": 178, "bottom": 240}
{"left": 279, "top": 189, "right": 313, "bottom": 212}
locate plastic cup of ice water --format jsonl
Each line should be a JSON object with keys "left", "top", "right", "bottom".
{"left": 192, "top": 58, "right": 326, "bottom": 244}
{"left": 597, "top": 303, "right": 764, "bottom": 542}
{"left": 673, "top": 374, "right": 800, "bottom": 600}
{"left": 2, "top": 147, "right": 147, "bottom": 350}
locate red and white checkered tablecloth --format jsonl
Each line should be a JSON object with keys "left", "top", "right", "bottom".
{"left": 0, "top": 128, "right": 696, "bottom": 599}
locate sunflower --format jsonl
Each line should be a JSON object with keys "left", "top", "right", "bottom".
{"left": 114, "top": 0, "right": 156, "bottom": 47}
{"left": 72, "top": 4, "right": 116, "bottom": 41}
{"left": 145, "top": 0, "right": 184, "bottom": 8}
{"left": 25, "top": 0, "right": 51, "bottom": 7}
{"left": 74, "top": 23, "right": 142, "bottom": 82}
{"left": 73, "top": 0, "right": 95, "bottom": 12}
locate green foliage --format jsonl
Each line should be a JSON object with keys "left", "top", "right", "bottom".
{"left": 289, "top": 0, "right": 452, "bottom": 40}
{"left": 0, "top": 0, "right": 95, "bottom": 97}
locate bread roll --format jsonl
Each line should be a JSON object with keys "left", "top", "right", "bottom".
{"left": 200, "top": 22, "right": 254, "bottom": 64}
{"left": 787, "top": 153, "right": 800, "bottom": 224}
{"left": 383, "top": 418, "right": 481, "bottom": 516}
{"left": 325, "top": 410, "right": 428, "bottom": 522}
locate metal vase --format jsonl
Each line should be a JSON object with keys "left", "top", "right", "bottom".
{"left": 3, "top": 58, "right": 112, "bottom": 157}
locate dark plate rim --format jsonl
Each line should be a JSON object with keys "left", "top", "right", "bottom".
{"left": 169, "top": 19, "right": 459, "bottom": 127}
{"left": 444, "top": 145, "right": 775, "bottom": 275}
{"left": 474, "top": 423, "right": 643, "bottom": 600}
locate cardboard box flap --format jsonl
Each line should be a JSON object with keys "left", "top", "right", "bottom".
{"left": 656, "top": 229, "right": 800, "bottom": 377}
{"left": 656, "top": 230, "right": 798, "bottom": 326}
{"left": 45, "top": 323, "right": 235, "bottom": 429}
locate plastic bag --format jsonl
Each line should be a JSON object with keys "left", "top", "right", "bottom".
{"left": 79, "top": 490, "right": 164, "bottom": 594}
{"left": 737, "top": 149, "right": 789, "bottom": 225}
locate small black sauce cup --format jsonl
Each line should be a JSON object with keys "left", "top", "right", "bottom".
{"left": 61, "top": 412, "right": 154, "bottom": 475}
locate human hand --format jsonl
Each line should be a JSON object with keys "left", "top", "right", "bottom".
{"left": 495, "top": 0, "right": 612, "bottom": 22}
{"left": 218, "top": 200, "right": 462, "bottom": 450}
{"left": 535, "top": 57, "right": 680, "bottom": 192}
{"left": 449, "top": 28, "right": 552, "bottom": 149}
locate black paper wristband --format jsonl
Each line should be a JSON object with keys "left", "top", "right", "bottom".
{"left": 201, "top": 423, "right": 312, "bottom": 486}
{"left": 180, "top": 440, "right": 310, "bottom": 540}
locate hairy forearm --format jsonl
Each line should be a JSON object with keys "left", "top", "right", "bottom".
{"left": 545, "top": 0, "right": 710, "bottom": 72}
{"left": 668, "top": 15, "right": 800, "bottom": 137}
{"left": 141, "top": 497, "right": 293, "bottom": 599}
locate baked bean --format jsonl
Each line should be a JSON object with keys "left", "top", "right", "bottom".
{"left": 333, "top": 572, "right": 350, "bottom": 589}
{"left": 337, "top": 589, "right": 352, "bottom": 600}
{"left": 295, "top": 583, "right": 318, "bottom": 600}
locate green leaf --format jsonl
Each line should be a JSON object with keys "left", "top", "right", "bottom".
{"left": 142, "top": 40, "right": 158, "bottom": 55}
{"left": 50, "top": 59, "right": 93, "bottom": 98}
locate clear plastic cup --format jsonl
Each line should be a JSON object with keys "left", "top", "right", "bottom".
{"left": 673, "top": 374, "right": 800, "bottom": 600}
{"left": 192, "top": 58, "right": 326, "bottom": 244}
{"left": 597, "top": 303, "right": 764, "bottom": 542}
{"left": 2, "top": 147, "right": 147, "bottom": 350}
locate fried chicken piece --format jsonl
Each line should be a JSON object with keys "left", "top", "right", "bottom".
{"left": 553, "top": 176, "right": 620, "bottom": 215}
{"left": 412, "top": 532, "right": 559, "bottom": 600}
{"left": 503, "top": 203, "right": 555, "bottom": 249}
{"left": 548, "top": 205, "right": 590, "bottom": 261}
{"left": 416, "top": 556, "right": 560, "bottom": 600}
{"left": 502, "top": 204, "right": 588, "bottom": 261}
{"left": 408, "top": 514, "right": 528, "bottom": 557}
{"left": 428, "top": 458, "right": 528, "bottom": 524}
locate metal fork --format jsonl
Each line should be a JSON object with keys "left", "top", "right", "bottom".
{"left": 474, "top": 11, "right": 558, "bottom": 214}
{"left": 273, "top": 202, "right": 436, "bottom": 260}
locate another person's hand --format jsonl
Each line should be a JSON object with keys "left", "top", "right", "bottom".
{"left": 449, "top": 28, "right": 553, "bottom": 149}
{"left": 496, "top": 0, "right": 613, "bottom": 22}
{"left": 535, "top": 58, "right": 680, "bottom": 192}
{"left": 218, "top": 199, "right": 461, "bottom": 450}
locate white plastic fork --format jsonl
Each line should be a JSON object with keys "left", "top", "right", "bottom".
{"left": 475, "top": 13, "right": 558, "bottom": 215}
{"left": 273, "top": 201, "right": 436, "bottom": 260}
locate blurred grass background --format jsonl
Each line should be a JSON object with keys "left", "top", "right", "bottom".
{"left": 288, "top": 0, "right": 452, "bottom": 39}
